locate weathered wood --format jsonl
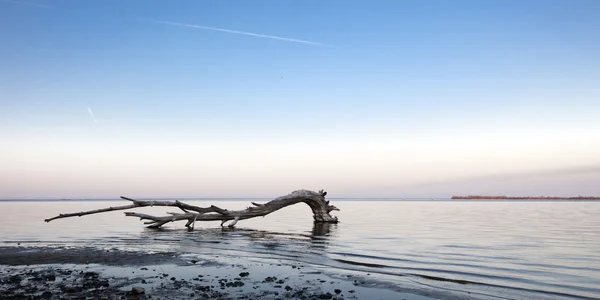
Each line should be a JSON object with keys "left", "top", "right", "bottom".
{"left": 123, "top": 212, "right": 198, "bottom": 228}
{"left": 44, "top": 198, "right": 229, "bottom": 223}
{"left": 45, "top": 189, "right": 339, "bottom": 229}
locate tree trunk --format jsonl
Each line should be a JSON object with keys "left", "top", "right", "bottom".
{"left": 45, "top": 190, "right": 339, "bottom": 229}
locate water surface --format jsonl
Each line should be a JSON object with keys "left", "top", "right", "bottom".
{"left": 1, "top": 200, "right": 599, "bottom": 299}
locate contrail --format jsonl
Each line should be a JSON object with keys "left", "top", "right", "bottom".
{"left": 87, "top": 107, "right": 98, "bottom": 123}
{"left": 0, "top": 2, "right": 326, "bottom": 46}
{"left": 146, "top": 19, "right": 326, "bottom": 46}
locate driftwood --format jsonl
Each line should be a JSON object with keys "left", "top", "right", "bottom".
{"left": 45, "top": 190, "right": 339, "bottom": 229}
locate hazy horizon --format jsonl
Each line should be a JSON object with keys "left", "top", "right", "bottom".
{"left": 2, "top": 0, "right": 599, "bottom": 199}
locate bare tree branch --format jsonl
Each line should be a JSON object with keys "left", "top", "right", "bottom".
{"left": 45, "top": 190, "right": 339, "bottom": 230}
{"left": 44, "top": 197, "right": 228, "bottom": 223}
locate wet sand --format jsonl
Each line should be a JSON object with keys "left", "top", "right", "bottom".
{"left": 0, "top": 246, "right": 438, "bottom": 300}
{"left": 0, "top": 247, "right": 184, "bottom": 266}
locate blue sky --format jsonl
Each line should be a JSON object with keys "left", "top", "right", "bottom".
{"left": 1, "top": 0, "right": 599, "bottom": 198}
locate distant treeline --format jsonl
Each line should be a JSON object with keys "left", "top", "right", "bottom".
{"left": 451, "top": 195, "right": 600, "bottom": 200}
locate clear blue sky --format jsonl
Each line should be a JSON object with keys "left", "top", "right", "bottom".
{"left": 1, "top": 0, "right": 599, "bottom": 198}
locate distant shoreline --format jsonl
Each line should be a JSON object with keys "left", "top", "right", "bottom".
{"left": 451, "top": 196, "right": 600, "bottom": 200}
{"left": 2, "top": 197, "right": 600, "bottom": 202}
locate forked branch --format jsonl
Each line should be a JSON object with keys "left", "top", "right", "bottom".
{"left": 45, "top": 190, "right": 339, "bottom": 230}
{"left": 44, "top": 198, "right": 228, "bottom": 223}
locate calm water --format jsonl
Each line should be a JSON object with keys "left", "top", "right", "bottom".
{"left": 1, "top": 200, "right": 599, "bottom": 299}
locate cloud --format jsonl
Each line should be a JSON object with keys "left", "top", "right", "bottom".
{"left": 384, "top": 165, "right": 600, "bottom": 197}
{"left": 87, "top": 107, "right": 98, "bottom": 123}
{"left": 460, "top": 165, "right": 600, "bottom": 181}
{"left": 144, "top": 19, "right": 326, "bottom": 46}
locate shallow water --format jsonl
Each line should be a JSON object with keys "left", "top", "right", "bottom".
{"left": 1, "top": 200, "right": 599, "bottom": 299}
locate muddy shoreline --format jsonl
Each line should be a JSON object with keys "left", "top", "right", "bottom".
{"left": 0, "top": 246, "right": 437, "bottom": 300}
{"left": 0, "top": 247, "right": 185, "bottom": 266}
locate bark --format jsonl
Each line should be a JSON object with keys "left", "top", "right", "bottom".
{"left": 45, "top": 190, "right": 339, "bottom": 229}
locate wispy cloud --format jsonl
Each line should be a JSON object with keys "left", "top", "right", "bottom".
{"left": 87, "top": 107, "right": 98, "bottom": 123}
{"left": 0, "top": 0, "right": 52, "bottom": 9}
{"left": 375, "top": 164, "right": 600, "bottom": 197}
{"left": 145, "top": 19, "right": 326, "bottom": 46}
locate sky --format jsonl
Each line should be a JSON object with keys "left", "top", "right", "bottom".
{"left": 1, "top": 0, "right": 599, "bottom": 199}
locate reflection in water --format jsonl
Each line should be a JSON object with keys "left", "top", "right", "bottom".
{"left": 312, "top": 222, "right": 336, "bottom": 237}
{"left": 134, "top": 221, "right": 338, "bottom": 256}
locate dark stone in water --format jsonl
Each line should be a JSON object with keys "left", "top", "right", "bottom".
{"left": 334, "top": 289, "right": 342, "bottom": 294}
{"left": 45, "top": 274, "right": 56, "bottom": 281}
{"left": 225, "top": 281, "right": 244, "bottom": 287}
{"left": 130, "top": 286, "right": 145, "bottom": 295}
{"left": 41, "top": 291, "right": 52, "bottom": 298}
{"left": 84, "top": 271, "right": 98, "bottom": 278}
{"left": 196, "top": 285, "right": 211, "bottom": 292}
{"left": 285, "top": 285, "right": 293, "bottom": 291}
{"left": 319, "top": 292, "right": 333, "bottom": 299}
{"left": 239, "top": 272, "right": 250, "bottom": 277}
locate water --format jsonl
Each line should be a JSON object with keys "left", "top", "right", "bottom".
{"left": 1, "top": 200, "right": 599, "bottom": 299}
